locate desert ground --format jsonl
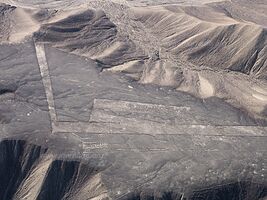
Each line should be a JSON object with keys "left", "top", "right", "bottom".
{"left": 0, "top": 0, "right": 266, "bottom": 199}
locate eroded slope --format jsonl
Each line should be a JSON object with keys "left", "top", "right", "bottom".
{"left": 0, "top": 1, "right": 267, "bottom": 200}
{"left": 35, "top": 7, "right": 147, "bottom": 67}
{"left": 130, "top": 3, "right": 267, "bottom": 79}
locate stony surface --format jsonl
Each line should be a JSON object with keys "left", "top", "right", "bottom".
{"left": 0, "top": 0, "right": 266, "bottom": 200}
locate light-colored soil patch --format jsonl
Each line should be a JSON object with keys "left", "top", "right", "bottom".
{"left": 91, "top": 42, "right": 123, "bottom": 59}
{"left": 198, "top": 74, "right": 214, "bottom": 98}
{"left": 9, "top": 8, "right": 40, "bottom": 43}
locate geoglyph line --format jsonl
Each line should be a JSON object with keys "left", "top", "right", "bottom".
{"left": 34, "top": 42, "right": 57, "bottom": 126}
{"left": 33, "top": 42, "right": 267, "bottom": 138}
{"left": 52, "top": 121, "right": 267, "bottom": 137}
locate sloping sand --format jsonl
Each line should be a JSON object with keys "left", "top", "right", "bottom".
{"left": 252, "top": 86, "right": 267, "bottom": 102}
{"left": 198, "top": 74, "right": 214, "bottom": 98}
{"left": 9, "top": 7, "right": 40, "bottom": 43}
{"left": 13, "top": 156, "right": 53, "bottom": 200}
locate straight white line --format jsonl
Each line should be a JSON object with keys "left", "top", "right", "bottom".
{"left": 52, "top": 121, "right": 267, "bottom": 137}
{"left": 32, "top": 43, "right": 267, "bottom": 138}
{"left": 34, "top": 42, "right": 57, "bottom": 128}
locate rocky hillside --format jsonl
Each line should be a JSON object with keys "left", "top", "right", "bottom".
{"left": 0, "top": 0, "right": 266, "bottom": 200}
{"left": 0, "top": 140, "right": 266, "bottom": 200}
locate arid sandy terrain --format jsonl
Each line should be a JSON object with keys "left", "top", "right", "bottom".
{"left": 0, "top": 0, "right": 266, "bottom": 199}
